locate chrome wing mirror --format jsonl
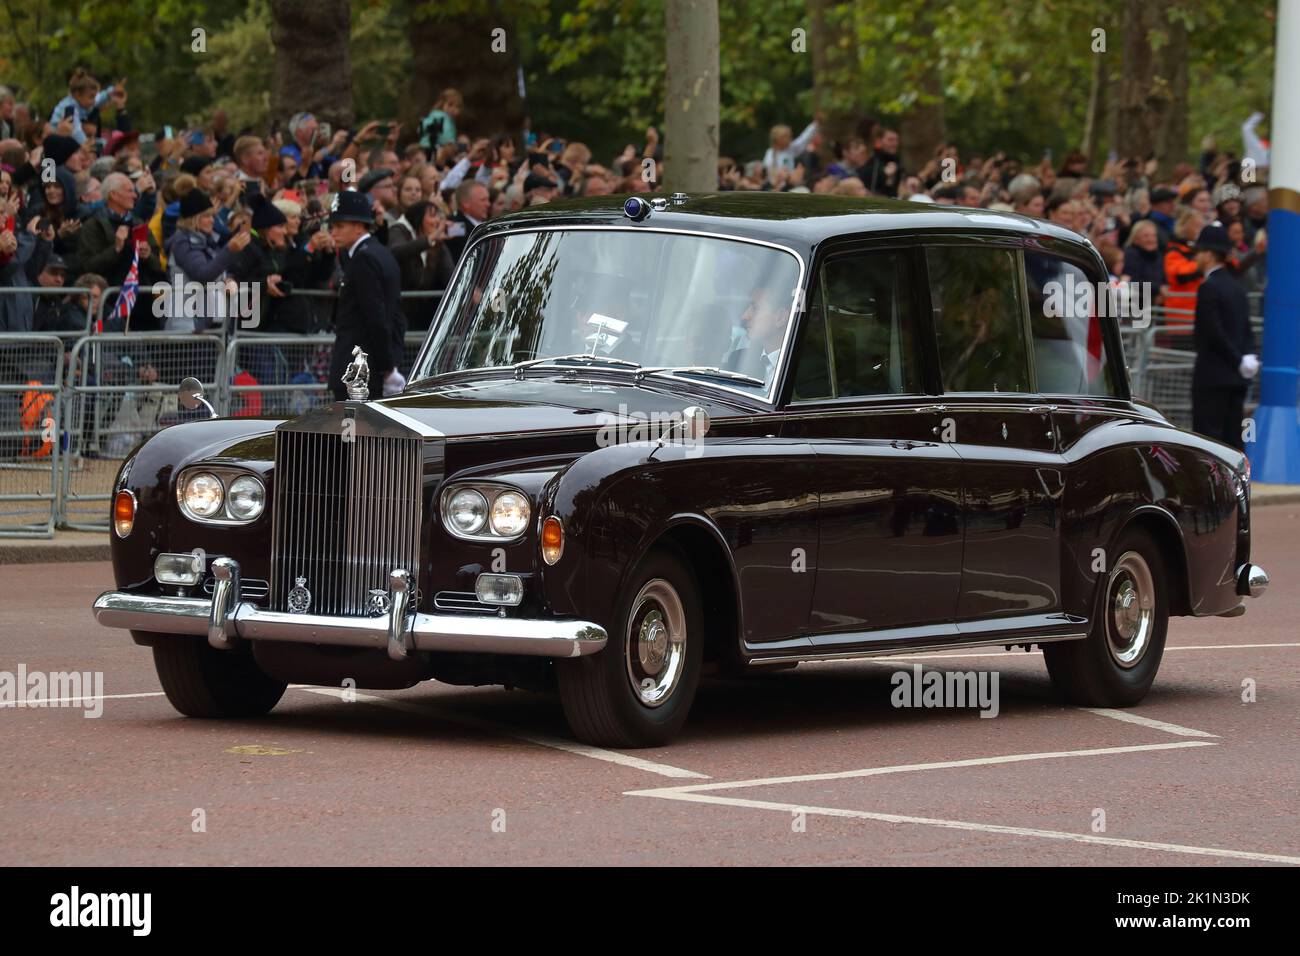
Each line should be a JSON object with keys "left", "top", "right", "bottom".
{"left": 179, "top": 377, "right": 217, "bottom": 419}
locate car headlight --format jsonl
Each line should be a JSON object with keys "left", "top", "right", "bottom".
{"left": 182, "top": 472, "right": 224, "bottom": 518}
{"left": 448, "top": 489, "right": 489, "bottom": 535}
{"left": 227, "top": 475, "right": 266, "bottom": 521}
{"left": 490, "top": 491, "right": 530, "bottom": 537}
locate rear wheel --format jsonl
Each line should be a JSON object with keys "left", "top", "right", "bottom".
{"left": 557, "top": 547, "right": 703, "bottom": 747}
{"left": 153, "top": 636, "right": 287, "bottom": 718}
{"left": 1044, "top": 527, "right": 1168, "bottom": 706}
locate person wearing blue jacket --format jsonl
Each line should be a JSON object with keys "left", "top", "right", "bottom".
{"left": 163, "top": 190, "right": 251, "bottom": 332}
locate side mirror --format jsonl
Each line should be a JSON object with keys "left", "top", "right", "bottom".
{"left": 179, "top": 377, "right": 217, "bottom": 419}
{"left": 680, "top": 406, "right": 710, "bottom": 441}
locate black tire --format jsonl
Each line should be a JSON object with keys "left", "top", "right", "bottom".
{"left": 557, "top": 547, "right": 704, "bottom": 747}
{"left": 1044, "top": 527, "right": 1168, "bottom": 706}
{"left": 152, "top": 636, "right": 287, "bottom": 718}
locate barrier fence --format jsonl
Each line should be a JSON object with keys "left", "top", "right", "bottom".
{"left": 0, "top": 287, "right": 1275, "bottom": 537}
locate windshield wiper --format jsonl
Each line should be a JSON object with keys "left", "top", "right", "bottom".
{"left": 638, "top": 366, "right": 766, "bottom": 387}
{"left": 511, "top": 353, "right": 642, "bottom": 379}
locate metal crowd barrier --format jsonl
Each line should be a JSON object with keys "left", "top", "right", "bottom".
{"left": 0, "top": 283, "right": 1270, "bottom": 537}
{"left": 60, "top": 333, "right": 227, "bottom": 532}
{"left": 0, "top": 335, "right": 64, "bottom": 536}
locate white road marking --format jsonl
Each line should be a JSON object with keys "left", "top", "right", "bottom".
{"left": 1080, "top": 707, "right": 1218, "bottom": 738}
{"left": 625, "top": 740, "right": 1213, "bottom": 796}
{"left": 0, "top": 691, "right": 166, "bottom": 706}
{"left": 626, "top": 790, "right": 1300, "bottom": 865}
{"left": 294, "top": 686, "right": 709, "bottom": 780}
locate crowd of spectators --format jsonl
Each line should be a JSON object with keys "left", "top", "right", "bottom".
{"left": 0, "top": 68, "right": 1273, "bottom": 344}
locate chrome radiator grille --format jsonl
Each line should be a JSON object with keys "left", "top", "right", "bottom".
{"left": 271, "top": 429, "right": 423, "bottom": 616}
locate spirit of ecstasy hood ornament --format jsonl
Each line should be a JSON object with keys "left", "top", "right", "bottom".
{"left": 341, "top": 346, "right": 370, "bottom": 400}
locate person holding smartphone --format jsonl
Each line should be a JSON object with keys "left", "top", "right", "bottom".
{"left": 49, "top": 70, "right": 123, "bottom": 145}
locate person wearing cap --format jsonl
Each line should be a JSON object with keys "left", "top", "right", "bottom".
{"left": 180, "top": 156, "right": 217, "bottom": 193}
{"left": 358, "top": 167, "right": 398, "bottom": 241}
{"left": 1144, "top": 186, "right": 1179, "bottom": 248}
{"left": 164, "top": 188, "right": 252, "bottom": 332}
{"left": 1190, "top": 223, "right": 1257, "bottom": 450}
{"left": 227, "top": 195, "right": 294, "bottom": 334}
{"left": 327, "top": 189, "right": 405, "bottom": 400}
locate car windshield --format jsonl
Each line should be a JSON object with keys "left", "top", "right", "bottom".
{"left": 411, "top": 229, "right": 803, "bottom": 397}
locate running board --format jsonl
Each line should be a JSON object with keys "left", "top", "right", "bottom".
{"left": 746, "top": 615, "right": 1089, "bottom": 667}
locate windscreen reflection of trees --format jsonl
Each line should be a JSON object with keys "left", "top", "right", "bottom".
{"left": 420, "top": 232, "right": 799, "bottom": 378}
{"left": 928, "top": 248, "right": 1030, "bottom": 393}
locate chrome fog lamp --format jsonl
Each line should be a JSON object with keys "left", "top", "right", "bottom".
{"left": 155, "top": 552, "right": 204, "bottom": 586}
{"left": 448, "top": 489, "right": 489, "bottom": 535}
{"left": 181, "top": 472, "right": 224, "bottom": 518}
{"left": 227, "top": 475, "right": 266, "bottom": 521}
{"left": 475, "top": 573, "right": 524, "bottom": 606}
{"left": 489, "top": 491, "right": 530, "bottom": 537}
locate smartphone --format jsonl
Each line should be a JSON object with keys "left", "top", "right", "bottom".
{"left": 163, "top": 125, "right": 174, "bottom": 140}
{"left": 36, "top": 217, "right": 51, "bottom": 234}
{"left": 63, "top": 105, "right": 75, "bottom": 121}
{"left": 548, "top": 140, "right": 565, "bottom": 155}
{"left": 446, "top": 222, "right": 466, "bottom": 238}
{"left": 131, "top": 223, "right": 150, "bottom": 244}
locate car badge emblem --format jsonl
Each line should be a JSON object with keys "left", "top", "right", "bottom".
{"left": 1001, "top": 422, "right": 1009, "bottom": 440}
{"left": 287, "top": 576, "right": 312, "bottom": 614}
{"left": 367, "top": 589, "right": 391, "bottom": 617}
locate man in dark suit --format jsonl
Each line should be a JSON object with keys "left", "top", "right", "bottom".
{"left": 445, "top": 179, "right": 491, "bottom": 264}
{"left": 327, "top": 190, "right": 406, "bottom": 401}
{"left": 1191, "top": 223, "right": 1258, "bottom": 450}
{"left": 720, "top": 287, "right": 788, "bottom": 387}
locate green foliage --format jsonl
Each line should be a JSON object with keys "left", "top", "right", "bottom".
{"left": 191, "top": 0, "right": 273, "bottom": 131}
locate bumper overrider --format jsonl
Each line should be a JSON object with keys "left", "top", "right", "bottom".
{"left": 93, "top": 558, "right": 608, "bottom": 662}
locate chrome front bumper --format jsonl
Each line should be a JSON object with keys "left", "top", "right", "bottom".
{"left": 93, "top": 560, "right": 607, "bottom": 662}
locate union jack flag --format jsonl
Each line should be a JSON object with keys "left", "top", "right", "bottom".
{"left": 101, "top": 246, "right": 140, "bottom": 333}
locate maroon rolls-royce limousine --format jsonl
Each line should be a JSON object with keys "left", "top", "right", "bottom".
{"left": 93, "top": 192, "right": 1268, "bottom": 747}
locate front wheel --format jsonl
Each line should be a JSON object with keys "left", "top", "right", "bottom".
{"left": 557, "top": 547, "right": 703, "bottom": 747}
{"left": 153, "top": 636, "right": 287, "bottom": 718}
{"left": 1044, "top": 527, "right": 1168, "bottom": 706}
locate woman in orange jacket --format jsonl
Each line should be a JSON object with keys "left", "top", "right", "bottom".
{"left": 1162, "top": 208, "right": 1205, "bottom": 336}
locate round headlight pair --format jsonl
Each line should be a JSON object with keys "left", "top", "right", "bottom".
{"left": 446, "top": 487, "right": 530, "bottom": 538}
{"left": 180, "top": 472, "right": 264, "bottom": 522}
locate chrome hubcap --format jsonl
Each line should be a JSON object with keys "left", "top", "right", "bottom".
{"left": 625, "top": 578, "right": 686, "bottom": 707}
{"left": 1108, "top": 551, "right": 1155, "bottom": 668}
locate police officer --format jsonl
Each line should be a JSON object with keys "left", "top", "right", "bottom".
{"left": 327, "top": 189, "right": 405, "bottom": 401}
{"left": 1191, "top": 222, "right": 1258, "bottom": 450}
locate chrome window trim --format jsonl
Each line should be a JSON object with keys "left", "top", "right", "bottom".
{"left": 176, "top": 466, "right": 266, "bottom": 527}
{"left": 408, "top": 224, "right": 809, "bottom": 407}
{"left": 440, "top": 480, "right": 532, "bottom": 543}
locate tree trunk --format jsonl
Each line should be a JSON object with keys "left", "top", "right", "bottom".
{"left": 899, "top": 64, "right": 945, "bottom": 175}
{"left": 808, "top": 0, "right": 856, "bottom": 160}
{"left": 663, "top": 0, "right": 719, "bottom": 193}
{"left": 1115, "top": 0, "right": 1178, "bottom": 166}
{"left": 405, "top": 3, "right": 525, "bottom": 144}
{"left": 1155, "top": 18, "right": 1189, "bottom": 179}
{"left": 1081, "top": 49, "right": 1104, "bottom": 164}
{"left": 270, "top": 0, "right": 353, "bottom": 129}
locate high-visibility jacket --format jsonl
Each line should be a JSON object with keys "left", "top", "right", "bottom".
{"left": 19, "top": 382, "right": 53, "bottom": 458}
{"left": 1163, "top": 241, "right": 1201, "bottom": 332}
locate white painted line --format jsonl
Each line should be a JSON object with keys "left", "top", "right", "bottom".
{"left": 1080, "top": 707, "right": 1218, "bottom": 738}
{"left": 626, "top": 741, "right": 1213, "bottom": 797}
{"left": 294, "top": 686, "right": 708, "bottom": 780}
{"left": 628, "top": 790, "right": 1300, "bottom": 865}
{"left": 0, "top": 691, "right": 166, "bottom": 706}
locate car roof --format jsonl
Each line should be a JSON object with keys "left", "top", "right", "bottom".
{"left": 480, "top": 191, "right": 1095, "bottom": 258}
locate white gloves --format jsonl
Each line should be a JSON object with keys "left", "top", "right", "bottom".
{"left": 1238, "top": 354, "right": 1260, "bottom": 379}
{"left": 383, "top": 369, "right": 407, "bottom": 397}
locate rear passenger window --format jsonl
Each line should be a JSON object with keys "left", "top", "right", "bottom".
{"left": 791, "top": 250, "right": 920, "bottom": 400}
{"left": 1024, "top": 253, "right": 1121, "bottom": 397}
{"left": 927, "top": 246, "right": 1031, "bottom": 393}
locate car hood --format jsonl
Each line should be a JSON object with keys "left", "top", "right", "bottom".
{"left": 375, "top": 374, "right": 755, "bottom": 440}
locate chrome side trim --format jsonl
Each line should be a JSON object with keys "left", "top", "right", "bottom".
{"left": 92, "top": 591, "right": 607, "bottom": 659}
{"left": 747, "top": 631, "right": 1087, "bottom": 666}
